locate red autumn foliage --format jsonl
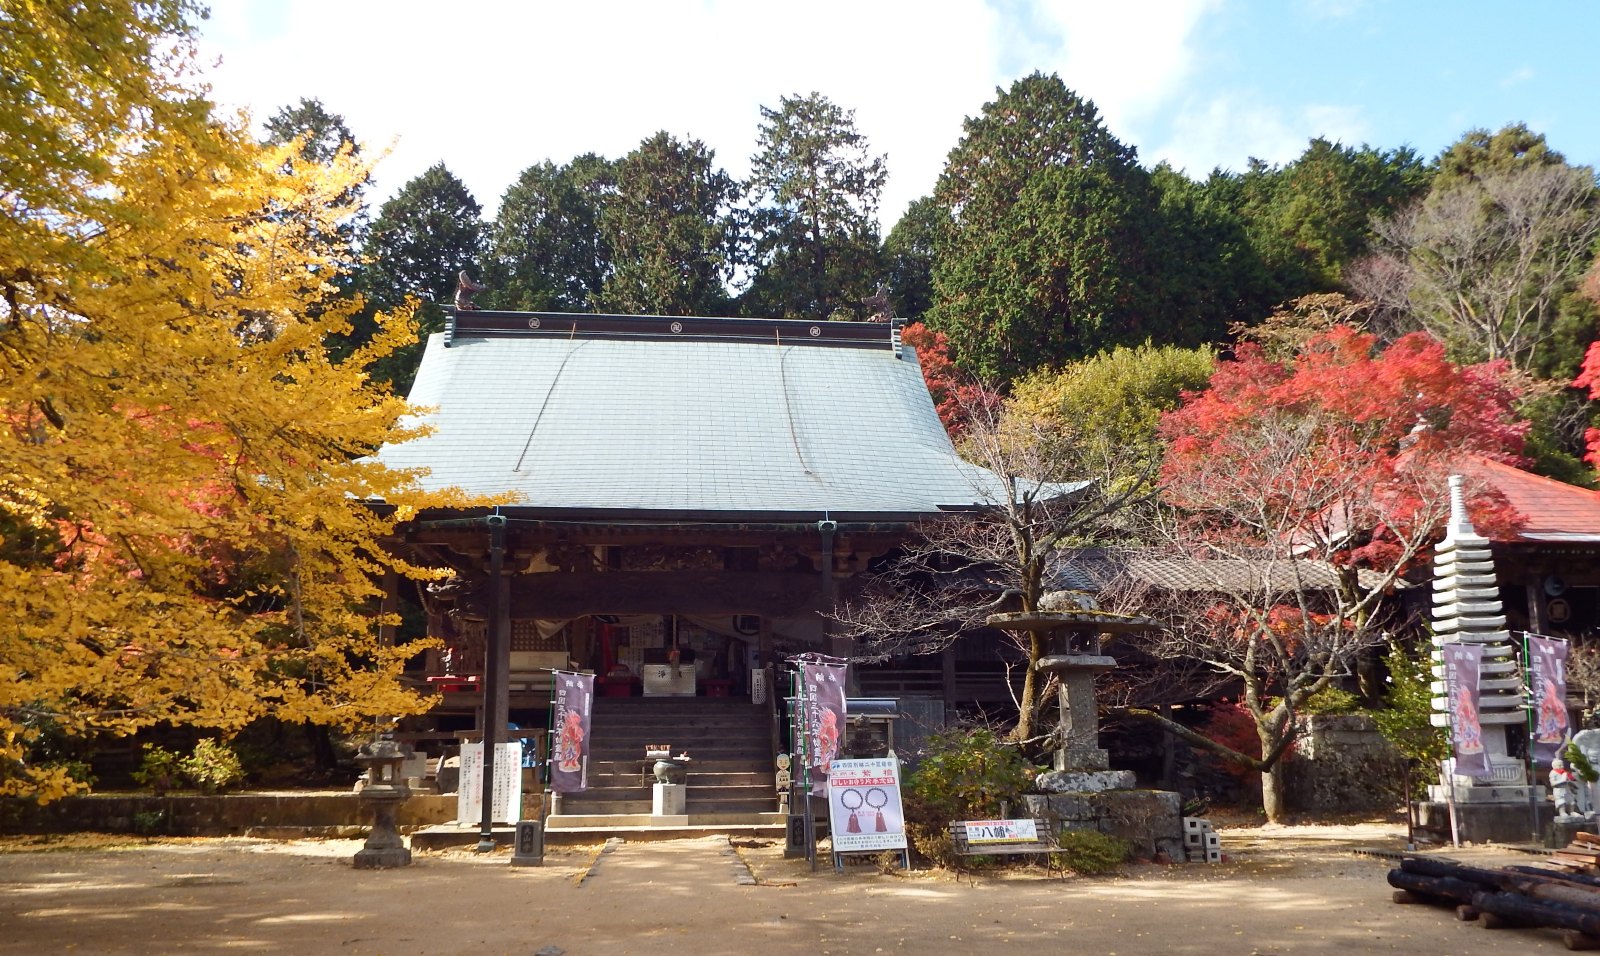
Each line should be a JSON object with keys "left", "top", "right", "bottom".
{"left": 1161, "top": 327, "right": 1528, "bottom": 572}
{"left": 899, "top": 321, "right": 1001, "bottom": 438}
{"left": 1570, "top": 320, "right": 1600, "bottom": 468}
{"left": 1198, "top": 699, "right": 1292, "bottom": 784}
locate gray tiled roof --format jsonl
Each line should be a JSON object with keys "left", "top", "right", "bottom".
{"left": 376, "top": 326, "right": 1023, "bottom": 517}
{"left": 1050, "top": 552, "right": 1395, "bottom": 593}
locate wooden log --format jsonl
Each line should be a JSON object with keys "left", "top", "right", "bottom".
{"left": 1392, "top": 889, "right": 1423, "bottom": 904}
{"left": 1399, "top": 856, "right": 1512, "bottom": 887}
{"left": 1511, "top": 866, "right": 1600, "bottom": 889}
{"left": 1387, "top": 869, "right": 1486, "bottom": 904}
{"left": 1455, "top": 904, "right": 1480, "bottom": 921}
{"left": 1567, "top": 930, "right": 1600, "bottom": 951}
{"left": 1479, "top": 910, "right": 1524, "bottom": 930}
{"left": 1514, "top": 880, "right": 1600, "bottom": 914}
{"left": 1474, "top": 891, "right": 1600, "bottom": 937}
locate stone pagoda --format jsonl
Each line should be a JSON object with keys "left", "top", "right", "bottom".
{"left": 1424, "top": 475, "right": 1542, "bottom": 838}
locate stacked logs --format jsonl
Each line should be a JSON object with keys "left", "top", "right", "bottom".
{"left": 1389, "top": 856, "right": 1600, "bottom": 950}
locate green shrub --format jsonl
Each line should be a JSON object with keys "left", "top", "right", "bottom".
{"left": 1566, "top": 742, "right": 1599, "bottom": 783}
{"left": 1049, "top": 829, "right": 1129, "bottom": 875}
{"left": 132, "top": 809, "right": 167, "bottom": 836}
{"left": 179, "top": 739, "right": 245, "bottom": 794}
{"left": 903, "top": 727, "right": 1033, "bottom": 867}
{"left": 132, "top": 744, "right": 183, "bottom": 794}
{"left": 1300, "top": 686, "right": 1361, "bottom": 715}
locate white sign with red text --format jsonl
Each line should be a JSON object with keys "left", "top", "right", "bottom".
{"left": 826, "top": 757, "right": 907, "bottom": 853}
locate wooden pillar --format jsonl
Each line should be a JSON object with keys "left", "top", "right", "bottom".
{"left": 1527, "top": 583, "right": 1548, "bottom": 634}
{"left": 819, "top": 520, "right": 847, "bottom": 659}
{"left": 941, "top": 644, "right": 957, "bottom": 704}
{"left": 1159, "top": 702, "right": 1178, "bottom": 790}
{"left": 478, "top": 514, "right": 510, "bottom": 851}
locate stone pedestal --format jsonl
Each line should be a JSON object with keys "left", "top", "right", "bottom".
{"left": 652, "top": 782, "right": 686, "bottom": 817}
{"left": 1037, "top": 653, "right": 1118, "bottom": 772}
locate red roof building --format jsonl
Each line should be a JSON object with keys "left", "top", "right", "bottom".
{"left": 1460, "top": 456, "right": 1600, "bottom": 637}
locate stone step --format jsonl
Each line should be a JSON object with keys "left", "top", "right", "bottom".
{"left": 588, "top": 744, "right": 770, "bottom": 761}
{"left": 544, "top": 810, "right": 785, "bottom": 830}
{"left": 585, "top": 764, "right": 771, "bottom": 780}
{"left": 553, "top": 797, "right": 779, "bottom": 815}
{"left": 591, "top": 716, "right": 770, "bottom": 733}
{"left": 585, "top": 769, "right": 775, "bottom": 787}
{"left": 592, "top": 699, "right": 766, "bottom": 715}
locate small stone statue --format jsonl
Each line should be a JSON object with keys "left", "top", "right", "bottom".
{"left": 861, "top": 283, "right": 893, "bottom": 323}
{"left": 1552, "top": 756, "right": 1581, "bottom": 819}
{"left": 455, "top": 270, "right": 486, "bottom": 311}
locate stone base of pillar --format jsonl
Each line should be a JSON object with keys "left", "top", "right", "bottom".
{"left": 354, "top": 846, "right": 412, "bottom": 869}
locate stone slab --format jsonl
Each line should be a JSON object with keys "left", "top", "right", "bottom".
{"left": 1034, "top": 770, "right": 1135, "bottom": 793}
{"left": 1415, "top": 800, "right": 1553, "bottom": 845}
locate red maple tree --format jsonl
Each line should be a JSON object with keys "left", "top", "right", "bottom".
{"left": 1125, "top": 326, "right": 1527, "bottom": 821}
{"left": 899, "top": 321, "right": 1000, "bottom": 438}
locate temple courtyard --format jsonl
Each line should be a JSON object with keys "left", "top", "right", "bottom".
{"left": 0, "top": 822, "right": 1571, "bottom": 954}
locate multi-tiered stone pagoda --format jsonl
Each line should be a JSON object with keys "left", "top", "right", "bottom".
{"left": 1424, "top": 475, "right": 1543, "bottom": 840}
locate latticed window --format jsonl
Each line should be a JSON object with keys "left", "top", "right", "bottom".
{"left": 511, "top": 620, "right": 565, "bottom": 652}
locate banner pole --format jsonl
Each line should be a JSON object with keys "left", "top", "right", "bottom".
{"left": 1524, "top": 632, "right": 1541, "bottom": 844}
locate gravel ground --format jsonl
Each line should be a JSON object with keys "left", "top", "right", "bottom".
{"left": 0, "top": 822, "right": 1571, "bottom": 955}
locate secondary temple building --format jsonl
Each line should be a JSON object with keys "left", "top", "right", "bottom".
{"left": 373, "top": 310, "right": 1011, "bottom": 822}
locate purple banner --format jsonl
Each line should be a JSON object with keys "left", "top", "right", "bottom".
{"left": 550, "top": 671, "right": 594, "bottom": 793}
{"left": 800, "top": 662, "right": 847, "bottom": 796}
{"left": 1441, "top": 642, "right": 1490, "bottom": 780}
{"left": 1528, "top": 634, "right": 1571, "bottom": 767}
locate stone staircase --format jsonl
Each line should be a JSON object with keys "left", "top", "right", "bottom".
{"left": 548, "top": 695, "right": 780, "bottom": 829}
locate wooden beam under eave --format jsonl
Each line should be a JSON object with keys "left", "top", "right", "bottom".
{"left": 508, "top": 570, "right": 827, "bottom": 618}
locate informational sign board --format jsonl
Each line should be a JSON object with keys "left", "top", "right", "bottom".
{"left": 961, "top": 819, "right": 1039, "bottom": 845}
{"left": 642, "top": 664, "right": 696, "bottom": 697}
{"left": 457, "top": 742, "right": 523, "bottom": 825}
{"left": 826, "top": 756, "right": 907, "bottom": 853}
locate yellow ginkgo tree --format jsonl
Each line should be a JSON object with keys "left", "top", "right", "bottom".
{"left": 1, "top": 0, "right": 466, "bottom": 800}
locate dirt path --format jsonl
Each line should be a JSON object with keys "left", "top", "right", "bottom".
{"left": 0, "top": 826, "right": 1571, "bottom": 955}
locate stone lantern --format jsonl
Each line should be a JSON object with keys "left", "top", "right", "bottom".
{"left": 353, "top": 739, "right": 413, "bottom": 869}
{"left": 988, "top": 596, "right": 1155, "bottom": 790}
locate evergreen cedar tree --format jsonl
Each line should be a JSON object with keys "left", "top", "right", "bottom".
{"left": 0, "top": 0, "right": 474, "bottom": 801}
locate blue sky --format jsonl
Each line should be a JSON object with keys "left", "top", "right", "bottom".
{"left": 195, "top": 0, "right": 1597, "bottom": 228}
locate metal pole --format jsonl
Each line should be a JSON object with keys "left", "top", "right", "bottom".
{"left": 1524, "top": 632, "right": 1542, "bottom": 845}
{"left": 477, "top": 513, "right": 508, "bottom": 852}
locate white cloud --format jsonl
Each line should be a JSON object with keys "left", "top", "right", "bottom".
{"left": 1501, "top": 66, "right": 1536, "bottom": 88}
{"left": 1036, "top": 0, "right": 1221, "bottom": 131}
{"left": 1151, "top": 95, "right": 1369, "bottom": 175}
